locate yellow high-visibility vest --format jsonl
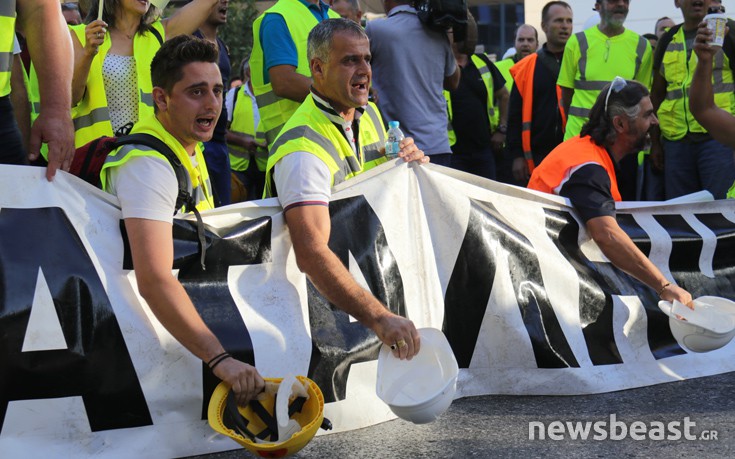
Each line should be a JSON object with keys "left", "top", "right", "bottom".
{"left": 0, "top": 0, "right": 17, "bottom": 97}
{"left": 250, "top": 0, "right": 338, "bottom": 147}
{"left": 101, "top": 114, "right": 214, "bottom": 212}
{"left": 265, "top": 96, "right": 386, "bottom": 198}
{"left": 657, "top": 25, "right": 735, "bottom": 140}
{"left": 70, "top": 21, "right": 164, "bottom": 148}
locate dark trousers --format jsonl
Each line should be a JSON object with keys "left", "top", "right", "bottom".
{"left": 0, "top": 96, "right": 27, "bottom": 165}
{"left": 449, "top": 147, "right": 496, "bottom": 180}
{"left": 429, "top": 153, "right": 453, "bottom": 167}
{"left": 202, "top": 140, "right": 231, "bottom": 207}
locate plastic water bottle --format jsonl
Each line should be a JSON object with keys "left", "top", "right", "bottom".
{"left": 385, "top": 121, "right": 405, "bottom": 159}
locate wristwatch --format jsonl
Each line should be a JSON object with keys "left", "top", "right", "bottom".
{"left": 497, "top": 124, "right": 507, "bottom": 134}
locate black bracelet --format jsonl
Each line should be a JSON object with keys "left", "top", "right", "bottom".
{"left": 207, "top": 351, "right": 229, "bottom": 368}
{"left": 209, "top": 353, "right": 231, "bottom": 371}
{"left": 658, "top": 282, "right": 672, "bottom": 297}
{"left": 209, "top": 353, "right": 232, "bottom": 371}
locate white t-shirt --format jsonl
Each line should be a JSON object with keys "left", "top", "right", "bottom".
{"left": 105, "top": 155, "right": 180, "bottom": 222}
{"left": 273, "top": 151, "right": 331, "bottom": 210}
{"left": 271, "top": 92, "right": 367, "bottom": 211}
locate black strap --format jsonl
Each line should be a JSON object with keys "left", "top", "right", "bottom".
{"left": 249, "top": 398, "right": 280, "bottom": 441}
{"left": 114, "top": 133, "right": 208, "bottom": 270}
{"left": 473, "top": 51, "right": 493, "bottom": 69}
{"left": 224, "top": 392, "right": 257, "bottom": 441}
{"left": 536, "top": 47, "right": 562, "bottom": 81}
{"left": 223, "top": 391, "right": 308, "bottom": 443}
{"left": 149, "top": 26, "right": 163, "bottom": 46}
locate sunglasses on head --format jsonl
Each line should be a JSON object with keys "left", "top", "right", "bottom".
{"left": 604, "top": 76, "right": 627, "bottom": 114}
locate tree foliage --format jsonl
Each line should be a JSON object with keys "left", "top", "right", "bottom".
{"left": 165, "top": 0, "right": 260, "bottom": 84}
{"left": 219, "top": 0, "right": 260, "bottom": 80}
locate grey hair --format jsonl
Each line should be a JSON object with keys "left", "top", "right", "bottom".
{"left": 581, "top": 79, "right": 650, "bottom": 146}
{"left": 608, "top": 99, "right": 642, "bottom": 121}
{"left": 307, "top": 18, "right": 368, "bottom": 63}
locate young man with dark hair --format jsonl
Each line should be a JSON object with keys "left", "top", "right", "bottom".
{"left": 101, "top": 35, "right": 264, "bottom": 406}
{"left": 529, "top": 78, "right": 692, "bottom": 307}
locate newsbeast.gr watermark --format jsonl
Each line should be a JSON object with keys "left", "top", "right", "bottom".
{"left": 529, "top": 414, "right": 718, "bottom": 441}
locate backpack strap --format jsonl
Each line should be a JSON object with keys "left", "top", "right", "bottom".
{"left": 115, "top": 133, "right": 208, "bottom": 270}
{"left": 473, "top": 51, "right": 493, "bottom": 69}
{"left": 149, "top": 26, "right": 164, "bottom": 46}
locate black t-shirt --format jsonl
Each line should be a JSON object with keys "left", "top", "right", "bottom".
{"left": 449, "top": 54, "right": 506, "bottom": 155}
{"left": 559, "top": 163, "right": 618, "bottom": 223}
{"left": 507, "top": 45, "right": 566, "bottom": 162}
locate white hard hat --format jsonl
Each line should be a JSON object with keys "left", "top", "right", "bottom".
{"left": 658, "top": 296, "right": 735, "bottom": 353}
{"left": 376, "top": 328, "right": 459, "bottom": 424}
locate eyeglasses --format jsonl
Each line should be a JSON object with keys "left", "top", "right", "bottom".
{"left": 604, "top": 76, "right": 627, "bottom": 113}
{"left": 61, "top": 2, "right": 80, "bottom": 11}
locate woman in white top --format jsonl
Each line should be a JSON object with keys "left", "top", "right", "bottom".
{"left": 71, "top": 0, "right": 219, "bottom": 139}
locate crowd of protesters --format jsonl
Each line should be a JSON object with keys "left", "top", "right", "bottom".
{"left": 3, "top": 0, "right": 735, "bottom": 204}
{"left": 5, "top": 0, "right": 733, "bottom": 409}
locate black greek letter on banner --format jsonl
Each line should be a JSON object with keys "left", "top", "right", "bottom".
{"left": 546, "top": 209, "right": 628, "bottom": 364}
{"left": 444, "top": 200, "right": 578, "bottom": 369}
{"left": 306, "top": 196, "right": 407, "bottom": 403}
{"left": 0, "top": 207, "right": 152, "bottom": 432}
{"left": 121, "top": 215, "right": 274, "bottom": 419}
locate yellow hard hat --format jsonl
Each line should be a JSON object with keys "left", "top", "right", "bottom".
{"left": 208, "top": 376, "right": 330, "bottom": 458}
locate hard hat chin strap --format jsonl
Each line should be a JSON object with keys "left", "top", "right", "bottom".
{"left": 223, "top": 391, "right": 307, "bottom": 443}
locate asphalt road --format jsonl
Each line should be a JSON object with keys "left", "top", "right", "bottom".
{"left": 190, "top": 371, "right": 735, "bottom": 459}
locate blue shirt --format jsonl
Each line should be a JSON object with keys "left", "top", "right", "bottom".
{"left": 366, "top": 5, "right": 457, "bottom": 155}
{"left": 259, "top": 0, "right": 331, "bottom": 84}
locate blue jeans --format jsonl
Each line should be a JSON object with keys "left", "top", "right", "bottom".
{"left": 0, "top": 96, "right": 27, "bottom": 165}
{"left": 202, "top": 140, "right": 231, "bottom": 207}
{"left": 663, "top": 138, "right": 735, "bottom": 200}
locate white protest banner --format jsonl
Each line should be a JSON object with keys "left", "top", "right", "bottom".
{"left": 1, "top": 162, "right": 734, "bottom": 457}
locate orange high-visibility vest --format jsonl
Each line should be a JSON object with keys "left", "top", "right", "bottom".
{"left": 509, "top": 53, "right": 567, "bottom": 173}
{"left": 528, "top": 135, "right": 622, "bottom": 202}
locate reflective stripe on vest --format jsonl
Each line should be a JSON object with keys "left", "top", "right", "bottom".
{"left": 229, "top": 85, "right": 256, "bottom": 172}
{"left": 567, "top": 29, "right": 648, "bottom": 139}
{"left": 70, "top": 22, "right": 163, "bottom": 148}
{"left": 254, "top": 123, "right": 268, "bottom": 171}
{"left": 100, "top": 115, "right": 214, "bottom": 211}
{"left": 251, "top": 0, "right": 339, "bottom": 147}
{"left": 528, "top": 135, "right": 622, "bottom": 202}
{"left": 495, "top": 56, "right": 515, "bottom": 128}
{"left": 105, "top": 144, "right": 213, "bottom": 211}
{"left": 510, "top": 53, "right": 565, "bottom": 172}
{"left": 658, "top": 26, "right": 735, "bottom": 140}
{"left": 471, "top": 54, "right": 496, "bottom": 130}
{"left": 0, "top": 0, "right": 16, "bottom": 97}
{"left": 264, "top": 97, "right": 386, "bottom": 197}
